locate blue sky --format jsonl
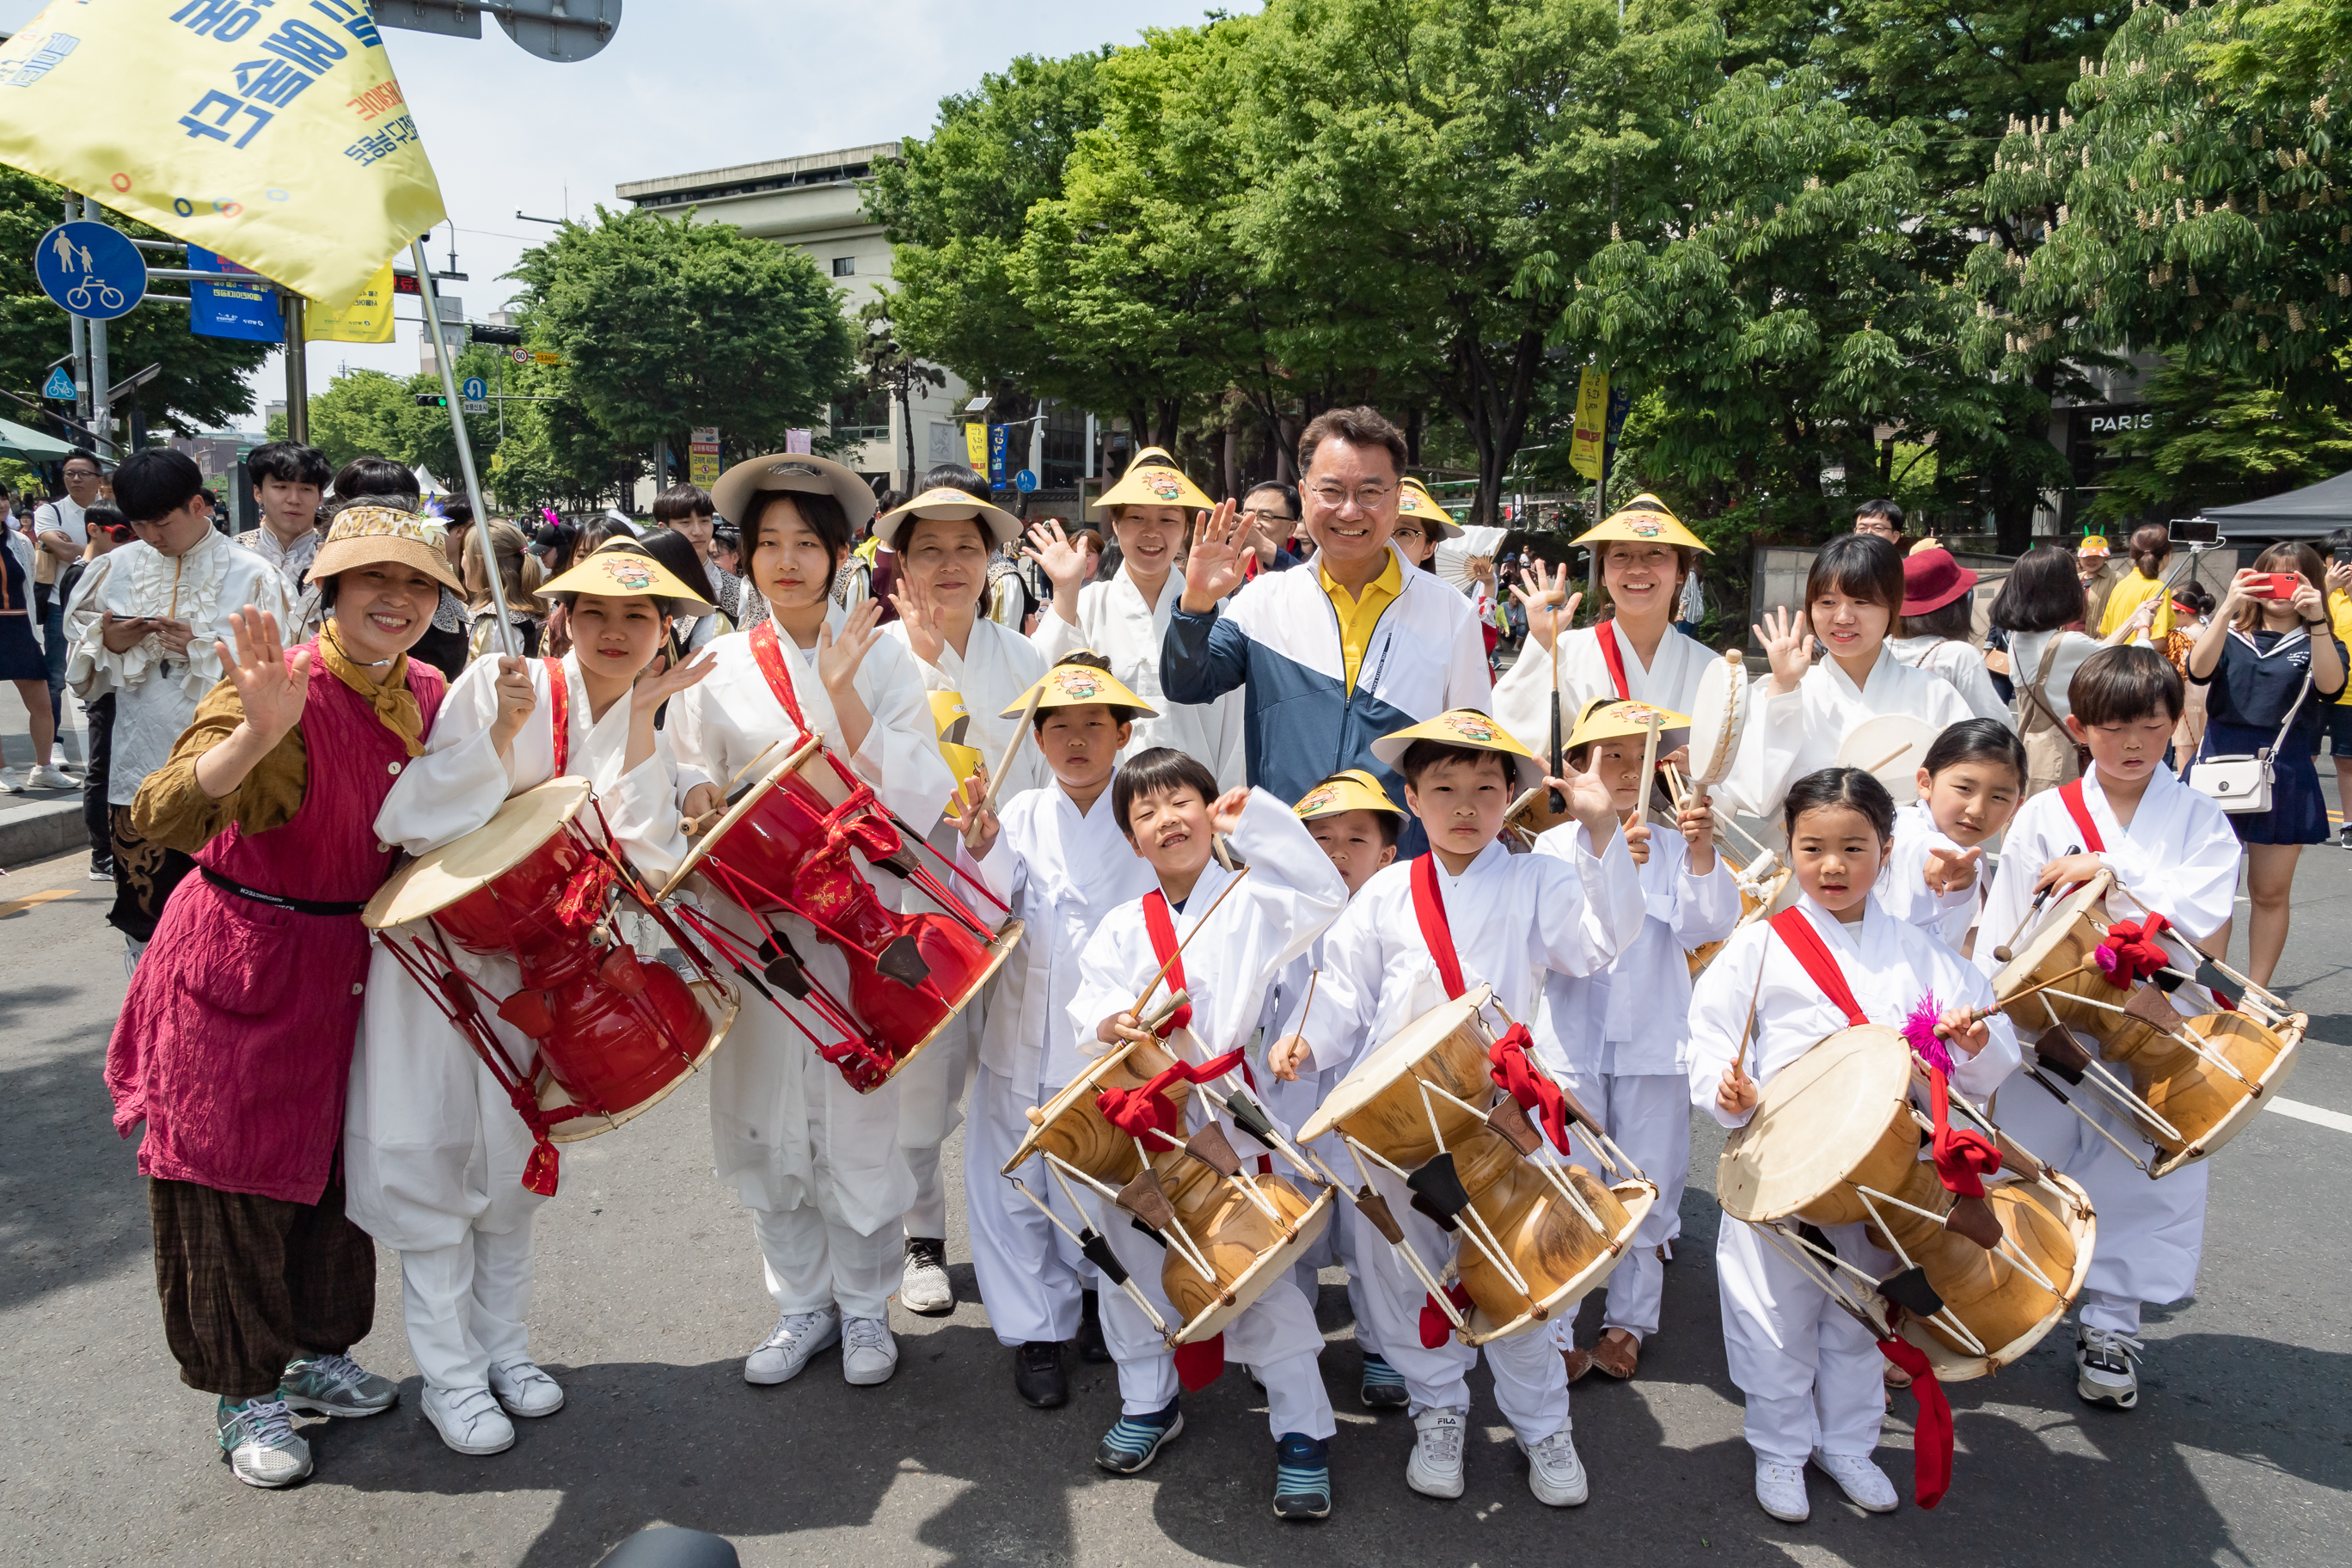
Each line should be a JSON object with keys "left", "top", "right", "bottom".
{"left": 1, "top": 0, "right": 1232, "bottom": 422}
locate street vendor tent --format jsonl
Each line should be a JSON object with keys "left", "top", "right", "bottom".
{"left": 2197, "top": 469, "right": 2352, "bottom": 539}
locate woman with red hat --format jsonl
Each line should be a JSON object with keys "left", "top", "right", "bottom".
{"left": 1888, "top": 548, "right": 2012, "bottom": 726}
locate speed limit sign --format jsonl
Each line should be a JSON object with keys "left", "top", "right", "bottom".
{"left": 509, "top": 346, "right": 531, "bottom": 365}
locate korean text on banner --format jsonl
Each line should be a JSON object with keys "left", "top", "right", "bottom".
{"left": 689, "top": 428, "right": 721, "bottom": 488}
{"left": 187, "top": 243, "right": 283, "bottom": 341}
{"left": 303, "top": 260, "right": 394, "bottom": 342}
{"left": 0, "top": 1, "right": 447, "bottom": 309}
{"left": 1569, "top": 367, "right": 1608, "bottom": 481}
{"left": 964, "top": 422, "right": 988, "bottom": 470}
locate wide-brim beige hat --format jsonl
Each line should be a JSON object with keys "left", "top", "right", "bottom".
{"left": 713, "top": 452, "right": 878, "bottom": 534}
{"left": 309, "top": 505, "right": 463, "bottom": 595}
{"left": 1092, "top": 447, "right": 1213, "bottom": 516}
{"left": 540, "top": 538, "right": 716, "bottom": 618}
{"left": 876, "top": 486, "right": 1024, "bottom": 552}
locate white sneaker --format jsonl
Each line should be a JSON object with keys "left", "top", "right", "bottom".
{"left": 26, "top": 764, "right": 76, "bottom": 790}
{"left": 1519, "top": 1423, "right": 1589, "bottom": 1506}
{"left": 0, "top": 769, "right": 22, "bottom": 793}
{"left": 422, "top": 1385, "right": 515, "bottom": 1455}
{"left": 487, "top": 1357, "right": 565, "bottom": 1418}
{"left": 217, "top": 1396, "right": 312, "bottom": 1489}
{"left": 900, "top": 1236, "right": 952, "bottom": 1314}
{"left": 2076, "top": 1324, "right": 2142, "bottom": 1409}
{"left": 1755, "top": 1457, "right": 1810, "bottom": 1522}
{"left": 744, "top": 1308, "right": 839, "bottom": 1385}
{"left": 1812, "top": 1449, "right": 1897, "bottom": 1512}
{"left": 842, "top": 1315, "right": 898, "bottom": 1386}
{"left": 1406, "top": 1406, "right": 1467, "bottom": 1499}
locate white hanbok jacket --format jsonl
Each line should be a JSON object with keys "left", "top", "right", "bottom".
{"left": 885, "top": 616, "right": 1050, "bottom": 803}
{"left": 1718, "top": 647, "right": 1975, "bottom": 823}
{"left": 346, "top": 653, "right": 695, "bottom": 1251}
{"left": 669, "top": 615, "right": 957, "bottom": 1233}
{"left": 1883, "top": 799, "right": 1981, "bottom": 952}
{"left": 1536, "top": 822, "right": 1739, "bottom": 1083}
{"left": 1291, "top": 827, "right": 1646, "bottom": 1078}
{"left": 1032, "top": 572, "right": 1246, "bottom": 787}
{"left": 1489, "top": 621, "right": 1714, "bottom": 758}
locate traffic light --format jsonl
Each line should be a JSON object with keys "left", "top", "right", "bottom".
{"left": 469, "top": 322, "right": 524, "bottom": 346}
{"left": 415, "top": 393, "right": 448, "bottom": 408}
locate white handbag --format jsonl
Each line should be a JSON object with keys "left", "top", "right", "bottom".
{"left": 2186, "top": 667, "right": 2312, "bottom": 814}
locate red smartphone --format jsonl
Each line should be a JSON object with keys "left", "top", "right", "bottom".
{"left": 2246, "top": 572, "right": 2300, "bottom": 601}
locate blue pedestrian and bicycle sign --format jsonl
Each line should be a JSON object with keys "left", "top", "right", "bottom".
{"left": 35, "top": 221, "right": 147, "bottom": 321}
{"left": 1014, "top": 469, "right": 1039, "bottom": 493}
{"left": 44, "top": 366, "right": 77, "bottom": 401}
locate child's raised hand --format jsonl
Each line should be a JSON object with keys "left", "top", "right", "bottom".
{"left": 1924, "top": 844, "right": 1982, "bottom": 896}
{"left": 1209, "top": 785, "right": 1251, "bottom": 837}
{"left": 1716, "top": 1059, "right": 1758, "bottom": 1117}
{"left": 953, "top": 770, "right": 999, "bottom": 857}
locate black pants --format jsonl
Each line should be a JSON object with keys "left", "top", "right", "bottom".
{"left": 82, "top": 693, "right": 112, "bottom": 868}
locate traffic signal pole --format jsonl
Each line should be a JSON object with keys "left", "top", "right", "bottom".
{"left": 410, "top": 238, "right": 514, "bottom": 655}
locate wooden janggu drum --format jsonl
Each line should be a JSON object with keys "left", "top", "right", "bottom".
{"left": 1989, "top": 873, "right": 2304, "bottom": 1177}
{"left": 1299, "top": 986, "right": 1655, "bottom": 1345}
{"left": 1001, "top": 1016, "right": 1334, "bottom": 1347}
{"left": 365, "top": 779, "right": 739, "bottom": 1185}
{"left": 1717, "top": 1025, "right": 2095, "bottom": 1379}
{"left": 661, "top": 736, "right": 1024, "bottom": 1093}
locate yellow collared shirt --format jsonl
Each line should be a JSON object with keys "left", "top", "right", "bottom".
{"left": 1320, "top": 549, "right": 1404, "bottom": 695}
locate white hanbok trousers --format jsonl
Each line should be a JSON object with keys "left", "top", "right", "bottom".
{"left": 402, "top": 1225, "right": 535, "bottom": 1394}
{"left": 1346, "top": 1163, "right": 1571, "bottom": 1448}
{"left": 1716, "top": 1216, "right": 1887, "bottom": 1466}
{"left": 1556, "top": 1070, "right": 1690, "bottom": 1342}
{"left": 964, "top": 1063, "right": 1088, "bottom": 1348}
{"left": 1092, "top": 1186, "right": 1336, "bottom": 1440}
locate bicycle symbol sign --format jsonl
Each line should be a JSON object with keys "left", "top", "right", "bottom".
{"left": 34, "top": 220, "right": 148, "bottom": 322}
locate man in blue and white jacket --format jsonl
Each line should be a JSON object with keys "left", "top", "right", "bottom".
{"left": 1162, "top": 407, "right": 1490, "bottom": 856}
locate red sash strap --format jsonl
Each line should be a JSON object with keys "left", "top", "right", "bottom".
{"left": 542, "top": 657, "right": 570, "bottom": 776}
{"left": 1766, "top": 908, "right": 1869, "bottom": 1026}
{"left": 1410, "top": 854, "right": 1468, "bottom": 1000}
{"left": 1419, "top": 1280, "right": 1473, "bottom": 1349}
{"left": 748, "top": 619, "right": 811, "bottom": 735}
{"left": 1595, "top": 618, "right": 1632, "bottom": 701}
{"left": 1876, "top": 1337, "right": 1954, "bottom": 1508}
{"left": 1141, "top": 891, "right": 1193, "bottom": 1037}
{"left": 2057, "top": 780, "right": 2105, "bottom": 854}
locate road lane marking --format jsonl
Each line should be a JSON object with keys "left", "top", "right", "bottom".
{"left": 0, "top": 888, "right": 80, "bottom": 919}
{"left": 2265, "top": 1098, "right": 2352, "bottom": 1136}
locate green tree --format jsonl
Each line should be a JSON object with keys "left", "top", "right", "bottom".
{"left": 505, "top": 205, "right": 858, "bottom": 479}
{"left": 1, "top": 171, "right": 273, "bottom": 446}
{"left": 2089, "top": 354, "right": 2352, "bottom": 522}
{"left": 300, "top": 369, "right": 411, "bottom": 473}
{"left": 854, "top": 295, "right": 945, "bottom": 483}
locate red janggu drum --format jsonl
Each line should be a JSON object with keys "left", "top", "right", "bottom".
{"left": 365, "top": 779, "right": 738, "bottom": 1195}
{"left": 660, "top": 735, "right": 1024, "bottom": 1092}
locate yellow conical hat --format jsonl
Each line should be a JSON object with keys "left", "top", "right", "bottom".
{"left": 1000, "top": 653, "right": 1158, "bottom": 722}
{"left": 1565, "top": 696, "right": 1693, "bottom": 754}
{"left": 1396, "top": 478, "right": 1466, "bottom": 541}
{"left": 1092, "top": 447, "right": 1214, "bottom": 515}
{"left": 1369, "top": 708, "right": 1547, "bottom": 793}
{"left": 538, "top": 539, "right": 716, "bottom": 617}
{"left": 1294, "top": 769, "right": 1405, "bottom": 821}
{"left": 1571, "top": 493, "right": 1709, "bottom": 553}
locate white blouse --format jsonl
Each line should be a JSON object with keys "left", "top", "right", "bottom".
{"left": 1719, "top": 646, "right": 1975, "bottom": 824}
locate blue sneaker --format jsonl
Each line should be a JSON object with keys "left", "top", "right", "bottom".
{"left": 1095, "top": 1398, "right": 1183, "bottom": 1474}
{"left": 1360, "top": 1352, "right": 1409, "bottom": 1410}
{"left": 1273, "top": 1432, "right": 1332, "bottom": 1520}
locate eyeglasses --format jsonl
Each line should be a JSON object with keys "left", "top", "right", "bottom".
{"left": 1238, "top": 506, "right": 1295, "bottom": 524}
{"left": 1308, "top": 483, "right": 1395, "bottom": 510}
{"left": 1392, "top": 525, "right": 1426, "bottom": 542}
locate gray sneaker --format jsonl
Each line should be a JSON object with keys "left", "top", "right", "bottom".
{"left": 217, "top": 1395, "right": 312, "bottom": 1489}
{"left": 744, "top": 1308, "right": 840, "bottom": 1385}
{"left": 280, "top": 1352, "right": 399, "bottom": 1418}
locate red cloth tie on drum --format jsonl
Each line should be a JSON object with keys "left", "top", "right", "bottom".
{"left": 1173, "top": 1336, "right": 1226, "bottom": 1389}
{"left": 1095, "top": 1049, "right": 1246, "bottom": 1144}
{"left": 1410, "top": 855, "right": 1468, "bottom": 1000}
{"left": 1487, "top": 1026, "right": 1571, "bottom": 1153}
{"left": 1926, "top": 1061, "right": 2001, "bottom": 1199}
{"left": 1596, "top": 618, "right": 1632, "bottom": 701}
{"left": 1875, "top": 1336, "right": 1953, "bottom": 1508}
{"left": 2094, "top": 912, "right": 2171, "bottom": 985}
{"left": 1420, "top": 1282, "right": 1473, "bottom": 1349}
{"left": 542, "top": 657, "right": 569, "bottom": 776}
{"left": 1141, "top": 891, "right": 1193, "bottom": 1036}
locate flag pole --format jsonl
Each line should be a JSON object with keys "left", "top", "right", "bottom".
{"left": 408, "top": 237, "right": 513, "bottom": 657}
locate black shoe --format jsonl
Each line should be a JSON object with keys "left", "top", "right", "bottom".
{"left": 1014, "top": 1340, "right": 1068, "bottom": 1408}
{"left": 1077, "top": 1289, "right": 1112, "bottom": 1363}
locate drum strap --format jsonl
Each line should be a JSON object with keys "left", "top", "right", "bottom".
{"left": 542, "top": 657, "right": 570, "bottom": 776}
{"left": 1409, "top": 855, "right": 1469, "bottom": 1000}
{"left": 1141, "top": 892, "right": 1194, "bottom": 1037}
{"left": 1596, "top": 618, "right": 1631, "bottom": 701}
{"left": 2056, "top": 780, "right": 2105, "bottom": 854}
{"left": 748, "top": 619, "right": 812, "bottom": 733}
{"left": 1765, "top": 908, "right": 1868, "bottom": 1026}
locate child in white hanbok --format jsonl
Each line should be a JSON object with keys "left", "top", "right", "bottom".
{"left": 1880, "top": 720, "right": 2027, "bottom": 957}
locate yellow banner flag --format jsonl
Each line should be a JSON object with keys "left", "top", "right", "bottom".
{"left": 0, "top": 1, "right": 445, "bottom": 309}
{"left": 1569, "top": 367, "right": 1608, "bottom": 481}
{"left": 303, "top": 259, "right": 393, "bottom": 341}
{"left": 964, "top": 422, "right": 989, "bottom": 469}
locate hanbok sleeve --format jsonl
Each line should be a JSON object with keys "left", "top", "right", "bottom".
{"left": 1528, "top": 820, "right": 1648, "bottom": 976}
{"left": 1923, "top": 934, "right": 2022, "bottom": 1103}
{"left": 851, "top": 635, "right": 957, "bottom": 831}
{"left": 1675, "top": 851, "right": 1743, "bottom": 946}
{"left": 1687, "top": 923, "right": 1770, "bottom": 1128}
{"left": 1221, "top": 787, "right": 1350, "bottom": 1002}
{"left": 1885, "top": 812, "right": 1978, "bottom": 939}
{"left": 1068, "top": 916, "right": 1145, "bottom": 1058}
{"left": 1486, "top": 638, "right": 1559, "bottom": 755}
{"left": 1029, "top": 588, "right": 1089, "bottom": 662}
{"left": 1718, "top": 677, "right": 1804, "bottom": 820}
{"left": 2096, "top": 791, "right": 2240, "bottom": 943}
{"left": 595, "top": 727, "right": 694, "bottom": 884}
{"left": 1282, "top": 892, "right": 1384, "bottom": 1073}
{"left": 129, "top": 678, "right": 308, "bottom": 851}
{"left": 373, "top": 656, "right": 515, "bottom": 854}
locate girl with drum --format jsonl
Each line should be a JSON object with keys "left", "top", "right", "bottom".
{"left": 1535, "top": 699, "right": 1739, "bottom": 1387}
{"left": 1023, "top": 447, "right": 1248, "bottom": 788}
{"left": 875, "top": 471, "right": 1050, "bottom": 1318}
{"left": 1974, "top": 647, "right": 2246, "bottom": 1412}
{"left": 1720, "top": 534, "right": 1974, "bottom": 824}
{"left": 1492, "top": 495, "right": 1715, "bottom": 759}
{"left": 1687, "top": 767, "right": 2019, "bottom": 1523}
{"left": 1070, "top": 752, "right": 1350, "bottom": 1518}
{"left": 346, "top": 539, "right": 718, "bottom": 1457}
{"left": 672, "top": 454, "right": 959, "bottom": 1393}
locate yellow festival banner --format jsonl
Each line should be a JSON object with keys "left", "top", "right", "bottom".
{"left": 0, "top": 1, "right": 446, "bottom": 309}
{"left": 964, "top": 422, "right": 989, "bottom": 470}
{"left": 303, "top": 259, "right": 394, "bottom": 341}
{"left": 1568, "top": 366, "right": 1608, "bottom": 481}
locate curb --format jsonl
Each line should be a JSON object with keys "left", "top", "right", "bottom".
{"left": 0, "top": 795, "right": 91, "bottom": 870}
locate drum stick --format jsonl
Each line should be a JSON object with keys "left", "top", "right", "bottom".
{"left": 1638, "top": 713, "right": 1663, "bottom": 828}
{"left": 981, "top": 686, "right": 1045, "bottom": 815}
{"left": 1990, "top": 846, "right": 2077, "bottom": 963}
{"left": 1865, "top": 744, "right": 1911, "bottom": 775}
{"left": 1130, "top": 867, "right": 1253, "bottom": 1019}
{"left": 1547, "top": 604, "right": 1566, "bottom": 814}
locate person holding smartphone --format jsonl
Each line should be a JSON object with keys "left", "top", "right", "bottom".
{"left": 2324, "top": 529, "right": 2352, "bottom": 849}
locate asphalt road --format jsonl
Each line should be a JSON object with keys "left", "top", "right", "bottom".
{"left": 4, "top": 824, "right": 2349, "bottom": 1568}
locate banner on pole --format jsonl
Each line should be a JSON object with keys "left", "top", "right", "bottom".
{"left": 1569, "top": 367, "right": 1608, "bottom": 481}
{"left": 303, "top": 260, "right": 394, "bottom": 342}
{"left": 689, "top": 427, "right": 720, "bottom": 488}
{"left": 187, "top": 244, "right": 284, "bottom": 341}
{"left": 964, "top": 421, "right": 988, "bottom": 470}
{"left": 988, "top": 425, "right": 1009, "bottom": 487}
{"left": 0, "top": 2, "right": 447, "bottom": 309}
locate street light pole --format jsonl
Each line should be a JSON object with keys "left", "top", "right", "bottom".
{"left": 82, "top": 198, "right": 113, "bottom": 458}
{"left": 280, "top": 289, "right": 309, "bottom": 443}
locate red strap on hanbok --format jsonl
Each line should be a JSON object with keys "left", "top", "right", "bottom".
{"left": 542, "top": 658, "right": 569, "bottom": 776}
{"left": 748, "top": 619, "right": 810, "bottom": 734}
{"left": 1140, "top": 891, "right": 1194, "bottom": 1036}
{"left": 2057, "top": 780, "right": 2105, "bottom": 854}
{"left": 1595, "top": 619, "right": 1632, "bottom": 701}
{"left": 1766, "top": 907, "right": 1870, "bottom": 1026}
{"left": 1876, "top": 1337, "right": 1954, "bottom": 1508}
{"left": 1410, "top": 854, "right": 1468, "bottom": 1000}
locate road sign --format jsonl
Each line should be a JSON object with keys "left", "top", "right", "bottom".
{"left": 470, "top": 322, "right": 524, "bottom": 346}
{"left": 35, "top": 220, "right": 146, "bottom": 321}
{"left": 462, "top": 377, "right": 488, "bottom": 402}
{"left": 1014, "top": 469, "right": 1038, "bottom": 493}
{"left": 509, "top": 347, "right": 532, "bottom": 365}
{"left": 689, "top": 428, "right": 721, "bottom": 488}
{"left": 43, "top": 367, "right": 76, "bottom": 401}
{"left": 531, "top": 351, "right": 562, "bottom": 365}
{"left": 462, "top": 400, "right": 490, "bottom": 416}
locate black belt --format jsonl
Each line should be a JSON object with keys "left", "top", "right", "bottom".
{"left": 200, "top": 866, "right": 367, "bottom": 917}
